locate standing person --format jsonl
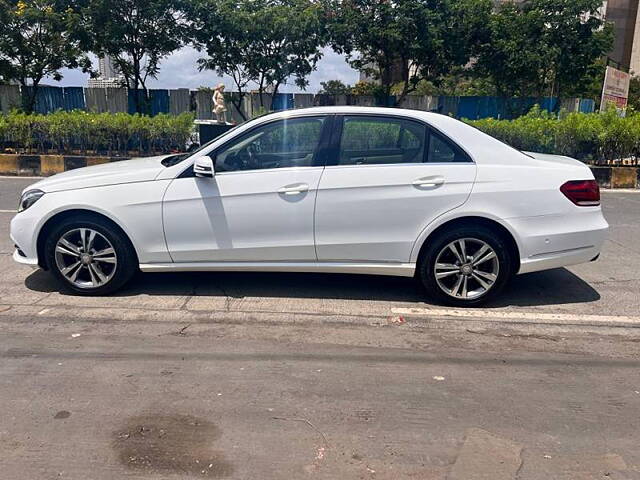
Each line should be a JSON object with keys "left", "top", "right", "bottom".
{"left": 212, "top": 84, "right": 228, "bottom": 124}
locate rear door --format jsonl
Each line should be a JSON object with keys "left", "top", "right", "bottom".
{"left": 315, "top": 114, "right": 477, "bottom": 263}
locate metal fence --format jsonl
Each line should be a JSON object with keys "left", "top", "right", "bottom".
{"left": 0, "top": 84, "right": 596, "bottom": 120}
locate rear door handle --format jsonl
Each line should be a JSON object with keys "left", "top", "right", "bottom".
{"left": 412, "top": 176, "right": 445, "bottom": 188}
{"left": 278, "top": 183, "right": 309, "bottom": 195}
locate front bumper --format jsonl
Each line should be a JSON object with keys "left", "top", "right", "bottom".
{"left": 12, "top": 249, "right": 39, "bottom": 268}
{"left": 10, "top": 210, "right": 41, "bottom": 268}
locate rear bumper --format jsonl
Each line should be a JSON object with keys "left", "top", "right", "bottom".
{"left": 509, "top": 208, "right": 608, "bottom": 274}
{"left": 518, "top": 244, "right": 603, "bottom": 274}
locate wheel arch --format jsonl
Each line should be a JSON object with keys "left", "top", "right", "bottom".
{"left": 36, "top": 208, "right": 140, "bottom": 270}
{"left": 412, "top": 215, "right": 521, "bottom": 274}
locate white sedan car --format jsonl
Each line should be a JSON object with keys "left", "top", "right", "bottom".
{"left": 10, "top": 107, "right": 608, "bottom": 306}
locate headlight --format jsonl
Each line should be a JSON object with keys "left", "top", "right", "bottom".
{"left": 18, "top": 189, "right": 45, "bottom": 212}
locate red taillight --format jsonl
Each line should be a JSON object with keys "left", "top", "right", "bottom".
{"left": 560, "top": 180, "right": 600, "bottom": 206}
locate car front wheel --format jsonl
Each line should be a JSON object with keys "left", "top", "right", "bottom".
{"left": 418, "top": 225, "right": 514, "bottom": 306}
{"left": 44, "top": 216, "right": 137, "bottom": 295}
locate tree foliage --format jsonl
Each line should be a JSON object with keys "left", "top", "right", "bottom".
{"left": 85, "top": 0, "right": 189, "bottom": 112}
{"left": 0, "top": 0, "right": 92, "bottom": 112}
{"left": 192, "top": 0, "right": 326, "bottom": 113}
{"left": 475, "top": 0, "right": 613, "bottom": 98}
{"left": 318, "top": 79, "right": 351, "bottom": 95}
{"left": 326, "top": 0, "right": 492, "bottom": 105}
{"left": 628, "top": 76, "right": 640, "bottom": 111}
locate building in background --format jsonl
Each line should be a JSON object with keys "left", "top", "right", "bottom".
{"left": 603, "top": 0, "right": 640, "bottom": 74}
{"left": 87, "top": 55, "right": 124, "bottom": 88}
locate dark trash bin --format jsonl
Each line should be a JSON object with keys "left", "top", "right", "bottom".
{"left": 196, "top": 121, "right": 236, "bottom": 145}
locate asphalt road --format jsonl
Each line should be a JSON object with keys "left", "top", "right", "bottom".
{"left": 1, "top": 176, "right": 639, "bottom": 480}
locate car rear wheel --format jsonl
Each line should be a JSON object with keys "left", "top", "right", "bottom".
{"left": 418, "top": 225, "right": 514, "bottom": 306}
{"left": 44, "top": 216, "right": 137, "bottom": 295}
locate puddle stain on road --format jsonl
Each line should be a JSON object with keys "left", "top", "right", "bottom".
{"left": 113, "top": 414, "right": 233, "bottom": 477}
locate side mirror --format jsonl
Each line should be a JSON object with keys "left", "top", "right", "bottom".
{"left": 193, "top": 155, "right": 215, "bottom": 178}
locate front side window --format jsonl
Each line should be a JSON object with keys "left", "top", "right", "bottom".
{"left": 337, "top": 116, "right": 426, "bottom": 166}
{"left": 214, "top": 116, "right": 326, "bottom": 172}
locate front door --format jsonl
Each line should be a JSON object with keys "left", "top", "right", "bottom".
{"left": 163, "top": 115, "right": 329, "bottom": 262}
{"left": 315, "top": 114, "right": 477, "bottom": 263}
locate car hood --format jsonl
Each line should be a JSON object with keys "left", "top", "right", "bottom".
{"left": 25, "top": 155, "right": 171, "bottom": 194}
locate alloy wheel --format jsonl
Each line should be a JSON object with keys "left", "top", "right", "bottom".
{"left": 54, "top": 228, "right": 118, "bottom": 289}
{"left": 433, "top": 237, "right": 500, "bottom": 300}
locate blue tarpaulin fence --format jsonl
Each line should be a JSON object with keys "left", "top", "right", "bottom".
{"left": 271, "top": 93, "right": 294, "bottom": 110}
{"left": 447, "top": 96, "right": 559, "bottom": 120}
{"left": 63, "top": 87, "right": 86, "bottom": 111}
{"left": 5, "top": 84, "right": 597, "bottom": 119}
{"left": 149, "top": 89, "right": 170, "bottom": 116}
{"left": 22, "top": 86, "right": 65, "bottom": 113}
{"left": 127, "top": 89, "right": 171, "bottom": 115}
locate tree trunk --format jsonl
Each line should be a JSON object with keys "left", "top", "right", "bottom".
{"left": 133, "top": 57, "right": 142, "bottom": 114}
{"left": 232, "top": 92, "right": 247, "bottom": 121}
{"left": 22, "top": 79, "right": 39, "bottom": 114}
{"left": 258, "top": 76, "right": 266, "bottom": 109}
{"left": 270, "top": 82, "right": 282, "bottom": 111}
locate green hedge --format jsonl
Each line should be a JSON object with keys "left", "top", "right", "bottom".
{"left": 467, "top": 106, "right": 640, "bottom": 164}
{"left": 3, "top": 107, "right": 639, "bottom": 163}
{"left": 0, "top": 111, "right": 195, "bottom": 155}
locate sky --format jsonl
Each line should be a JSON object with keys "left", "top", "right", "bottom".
{"left": 53, "top": 46, "right": 360, "bottom": 93}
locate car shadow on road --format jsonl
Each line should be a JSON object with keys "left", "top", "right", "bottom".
{"left": 25, "top": 266, "right": 600, "bottom": 308}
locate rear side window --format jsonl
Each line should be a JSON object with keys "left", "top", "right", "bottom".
{"left": 337, "top": 116, "right": 426, "bottom": 165}
{"left": 426, "top": 130, "right": 472, "bottom": 163}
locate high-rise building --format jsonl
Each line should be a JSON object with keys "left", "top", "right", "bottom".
{"left": 88, "top": 54, "right": 124, "bottom": 88}
{"left": 98, "top": 55, "right": 118, "bottom": 79}
{"left": 603, "top": 0, "right": 640, "bottom": 73}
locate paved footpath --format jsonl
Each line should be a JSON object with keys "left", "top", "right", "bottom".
{"left": 1, "top": 177, "right": 639, "bottom": 479}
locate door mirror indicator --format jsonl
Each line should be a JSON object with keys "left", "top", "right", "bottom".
{"left": 193, "top": 156, "right": 215, "bottom": 178}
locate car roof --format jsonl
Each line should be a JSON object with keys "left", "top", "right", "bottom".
{"left": 260, "top": 105, "right": 441, "bottom": 122}
{"left": 258, "top": 106, "right": 479, "bottom": 140}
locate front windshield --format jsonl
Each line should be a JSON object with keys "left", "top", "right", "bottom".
{"left": 161, "top": 119, "right": 251, "bottom": 167}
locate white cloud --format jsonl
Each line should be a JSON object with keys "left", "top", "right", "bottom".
{"left": 51, "top": 46, "right": 359, "bottom": 93}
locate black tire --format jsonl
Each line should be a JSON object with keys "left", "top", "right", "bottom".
{"left": 44, "top": 214, "right": 137, "bottom": 295}
{"left": 417, "top": 224, "right": 514, "bottom": 307}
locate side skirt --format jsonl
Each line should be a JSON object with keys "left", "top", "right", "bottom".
{"left": 139, "top": 261, "right": 416, "bottom": 277}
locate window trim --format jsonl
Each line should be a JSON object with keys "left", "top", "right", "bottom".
{"left": 328, "top": 113, "right": 474, "bottom": 167}
{"left": 178, "top": 114, "right": 334, "bottom": 178}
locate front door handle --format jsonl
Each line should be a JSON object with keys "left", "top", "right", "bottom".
{"left": 278, "top": 183, "right": 309, "bottom": 195}
{"left": 412, "top": 176, "right": 445, "bottom": 188}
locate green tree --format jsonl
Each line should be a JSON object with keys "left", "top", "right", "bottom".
{"left": 326, "top": 0, "right": 492, "bottom": 105}
{"left": 86, "top": 0, "right": 188, "bottom": 113}
{"left": 628, "top": 76, "right": 640, "bottom": 111}
{"left": 0, "top": 0, "right": 92, "bottom": 113}
{"left": 248, "top": 0, "right": 327, "bottom": 110}
{"left": 192, "top": 0, "right": 326, "bottom": 112}
{"left": 532, "top": 0, "right": 613, "bottom": 99}
{"left": 350, "top": 81, "right": 384, "bottom": 97}
{"left": 191, "top": 0, "right": 254, "bottom": 120}
{"left": 475, "top": 0, "right": 613, "bottom": 98}
{"left": 318, "top": 79, "right": 351, "bottom": 95}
